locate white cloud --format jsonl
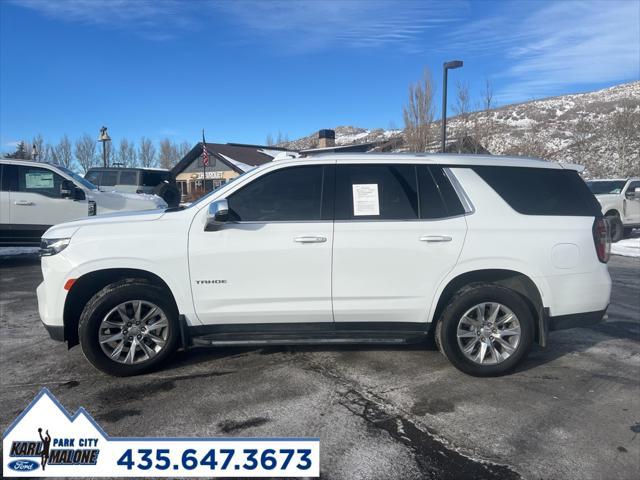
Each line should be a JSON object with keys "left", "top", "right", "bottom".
{"left": 216, "top": 0, "right": 465, "bottom": 52}
{"left": 444, "top": 1, "right": 640, "bottom": 102}
{"left": 10, "top": 0, "right": 197, "bottom": 40}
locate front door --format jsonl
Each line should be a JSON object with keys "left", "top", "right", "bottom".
{"left": 332, "top": 163, "right": 467, "bottom": 325}
{"left": 189, "top": 163, "right": 335, "bottom": 326}
{"left": 10, "top": 165, "right": 87, "bottom": 229}
{"left": 624, "top": 180, "right": 640, "bottom": 225}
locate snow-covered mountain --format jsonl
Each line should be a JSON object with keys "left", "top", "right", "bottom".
{"left": 284, "top": 81, "right": 640, "bottom": 178}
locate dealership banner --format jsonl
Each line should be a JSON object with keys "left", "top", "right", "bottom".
{"left": 2, "top": 388, "right": 319, "bottom": 477}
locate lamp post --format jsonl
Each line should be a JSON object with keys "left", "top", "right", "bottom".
{"left": 98, "top": 126, "right": 111, "bottom": 167}
{"left": 441, "top": 60, "right": 463, "bottom": 153}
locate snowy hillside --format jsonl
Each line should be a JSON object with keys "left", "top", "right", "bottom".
{"left": 284, "top": 81, "right": 639, "bottom": 178}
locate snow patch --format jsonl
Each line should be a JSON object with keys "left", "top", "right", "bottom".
{"left": 0, "top": 247, "right": 40, "bottom": 256}
{"left": 611, "top": 237, "right": 640, "bottom": 258}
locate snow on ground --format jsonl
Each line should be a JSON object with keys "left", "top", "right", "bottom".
{"left": 0, "top": 247, "right": 40, "bottom": 256}
{"left": 611, "top": 237, "right": 640, "bottom": 258}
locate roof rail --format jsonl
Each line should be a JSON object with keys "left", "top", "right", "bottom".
{"left": 272, "top": 152, "right": 300, "bottom": 161}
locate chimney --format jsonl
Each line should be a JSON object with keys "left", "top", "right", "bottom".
{"left": 318, "top": 129, "right": 335, "bottom": 148}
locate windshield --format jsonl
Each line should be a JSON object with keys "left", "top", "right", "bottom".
{"left": 186, "top": 169, "right": 255, "bottom": 208}
{"left": 586, "top": 180, "right": 627, "bottom": 195}
{"left": 56, "top": 165, "right": 98, "bottom": 190}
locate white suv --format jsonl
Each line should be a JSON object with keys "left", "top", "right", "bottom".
{"left": 36, "top": 154, "right": 612, "bottom": 377}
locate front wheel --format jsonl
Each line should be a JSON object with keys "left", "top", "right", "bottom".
{"left": 79, "top": 279, "right": 179, "bottom": 376}
{"left": 436, "top": 283, "right": 534, "bottom": 376}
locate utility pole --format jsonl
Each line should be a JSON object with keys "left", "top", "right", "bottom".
{"left": 441, "top": 60, "right": 463, "bottom": 153}
{"left": 98, "top": 126, "right": 111, "bottom": 167}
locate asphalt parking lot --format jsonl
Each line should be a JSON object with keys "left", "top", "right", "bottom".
{"left": 1, "top": 252, "right": 638, "bottom": 479}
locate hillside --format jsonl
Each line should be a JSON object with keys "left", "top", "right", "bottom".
{"left": 284, "top": 81, "right": 640, "bottom": 178}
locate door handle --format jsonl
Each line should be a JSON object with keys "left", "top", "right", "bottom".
{"left": 14, "top": 200, "right": 35, "bottom": 206}
{"left": 420, "top": 235, "right": 452, "bottom": 243}
{"left": 294, "top": 236, "right": 327, "bottom": 244}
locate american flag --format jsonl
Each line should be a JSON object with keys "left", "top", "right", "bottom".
{"left": 202, "top": 131, "right": 209, "bottom": 167}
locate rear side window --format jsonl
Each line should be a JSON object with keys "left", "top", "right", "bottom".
{"left": 119, "top": 170, "right": 138, "bottom": 185}
{"left": 418, "top": 166, "right": 466, "bottom": 218}
{"left": 335, "top": 164, "right": 418, "bottom": 220}
{"left": 227, "top": 165, "right": 326, "bottom": 222}
{"left": 141, "top": 171, "right": 170, "bottom": 187}
{"left": 100, "top": 170, "right": 118, "bottom": 187}
{"left": 1, "top": 164, "right": 18, "bottom": 191}
{"left": 473, "top": 166, "right": 601, "bottom": 216}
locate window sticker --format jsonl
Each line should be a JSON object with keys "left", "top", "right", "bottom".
{"left": 25, "top": 171, "right": 54, "bottom": 189}
{"left": 352, "top": 184, "right": 380, "bottom": 216}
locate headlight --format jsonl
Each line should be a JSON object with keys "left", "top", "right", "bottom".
{"left": 40, "top": 238, "right": 71, "bottom": 257}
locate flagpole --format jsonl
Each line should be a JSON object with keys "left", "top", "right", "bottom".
{"left": 202, "top": 129, "right": 206, "bottom": 193}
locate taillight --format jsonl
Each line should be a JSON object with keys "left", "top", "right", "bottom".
{"left": 593, "top": 217, "right": 610, "bottom": 263}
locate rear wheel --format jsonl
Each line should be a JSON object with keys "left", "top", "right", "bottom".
{"left": 436, "top": 283, "right": 534, "bottom": 376}
{"left": 606, "top": 214, "right": 623, "bottom": 242}
{"left": 79, "top": 279, "right": 179, "bottom": 376}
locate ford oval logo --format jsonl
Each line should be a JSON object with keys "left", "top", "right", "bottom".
{"left": 8, "top": 459, "right": 39, "bottom": 471}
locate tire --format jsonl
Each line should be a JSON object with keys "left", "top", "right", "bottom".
{"left": 435, "top": 283, "right": 534, "bottom": 377}
{"left": 153, "top": 181, "right": 181, "bottom": 208}
{"left": 623, "top": 227, "right": 635, "bottom": 238}
{"left": 79, "top": 279, "right": 179, "bottom": 376}
{"left": 607, "top": 214, "right": 623, "bottom": 243}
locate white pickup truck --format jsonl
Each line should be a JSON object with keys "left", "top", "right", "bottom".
{"left": 587, "top": 178, "right": 640, "bottom": 242}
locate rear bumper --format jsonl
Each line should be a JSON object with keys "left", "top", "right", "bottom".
{"left": 547, "top": 307, "right": 608, "bottom": 331}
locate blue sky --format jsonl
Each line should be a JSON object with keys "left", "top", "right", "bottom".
{"left": 1, "top": 0, "right": 638, "bottom": 152}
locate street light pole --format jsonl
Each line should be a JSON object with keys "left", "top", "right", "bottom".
{"left": 441, "top": 60, "right": 463, "bottom": 153}
{"left": 98, "top": 126, "right": 111, "bottom": 168}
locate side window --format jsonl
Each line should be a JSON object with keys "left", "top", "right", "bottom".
{"left": 1, "top": 164, "right": 18, "bottom": 191}
{"left": 227, "top": 165, "right": 325, "bottom": 222}
{"left": 627, "top": 181, "right": 640, "bottom": 193}
{"left": 335, "top": 164, "right": 418, "bottom": 220}
{"left": 424, "top": 166, "right": 466, "bottom": 217}
{"left": 17, "top": 166, "right": 64, "bottom": 198}
{"left": 101, "top": 170, "right": 118, "bottom": 187}
{"left": 85, "top": 171, "right": 101, "bottom": 185}
{"left": 417, "top": 167, "right": 449, "bottom": 218}
{"left": 119, "top": 170, "right": 138, "bottom": 185}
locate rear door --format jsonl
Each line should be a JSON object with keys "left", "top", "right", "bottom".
{"left": 331, "top": 163, "right": 467, "bottom": 325}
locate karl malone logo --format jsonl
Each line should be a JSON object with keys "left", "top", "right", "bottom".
{"left": 3, "top": 388, "right": 103, "bottom": 475}
{"left": 9, "top": 427, "right": 99, "bottom": 470}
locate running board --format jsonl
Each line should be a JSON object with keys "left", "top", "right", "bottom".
{"left": 190, "top": 333, "right": 428, "bottom": 348}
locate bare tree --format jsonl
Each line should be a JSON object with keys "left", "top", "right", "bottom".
{"left": 265, "top": 133, "right": 274, "bottom": 146}
{"left": 51, "top": 135, "right": 73, "bottom": 168}
{"left": 116, "top": 138, "right": 137, "bottom": 167}
{"left": 138, "top": 137, "right": 157, "bottom": 168}
{"left": 178, "top": 141, "right": 191, "bottom": 160}
{"left": 74, "top": 133, "right": 98, "bottom": 173}
{"left": 608, "top": 99, "right": 640, "bottom": 176}
{"left": 158, "top": 138, "right": 179, "bottom": 169}
{"left": 452, "top": 81, "right": 471, "bottom": 150}
{"left": 403, "top": 68, "right": 436, "bottom": 152}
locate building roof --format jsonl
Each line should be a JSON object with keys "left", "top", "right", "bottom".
{"left": 171, "top": 142, "right": 281, "bottom": 176}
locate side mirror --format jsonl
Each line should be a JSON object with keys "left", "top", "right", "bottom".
{"left": 74, "top": 187, "right": 86, "bottom": 201}
{"left": 60, "top": 180, "right": 74, "bottom": 198}
{"left": 625, "top": 187, "right": 640, "bottom": 200}
{"left": 205, "top": 199, "right": 230, "bottom": 231}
